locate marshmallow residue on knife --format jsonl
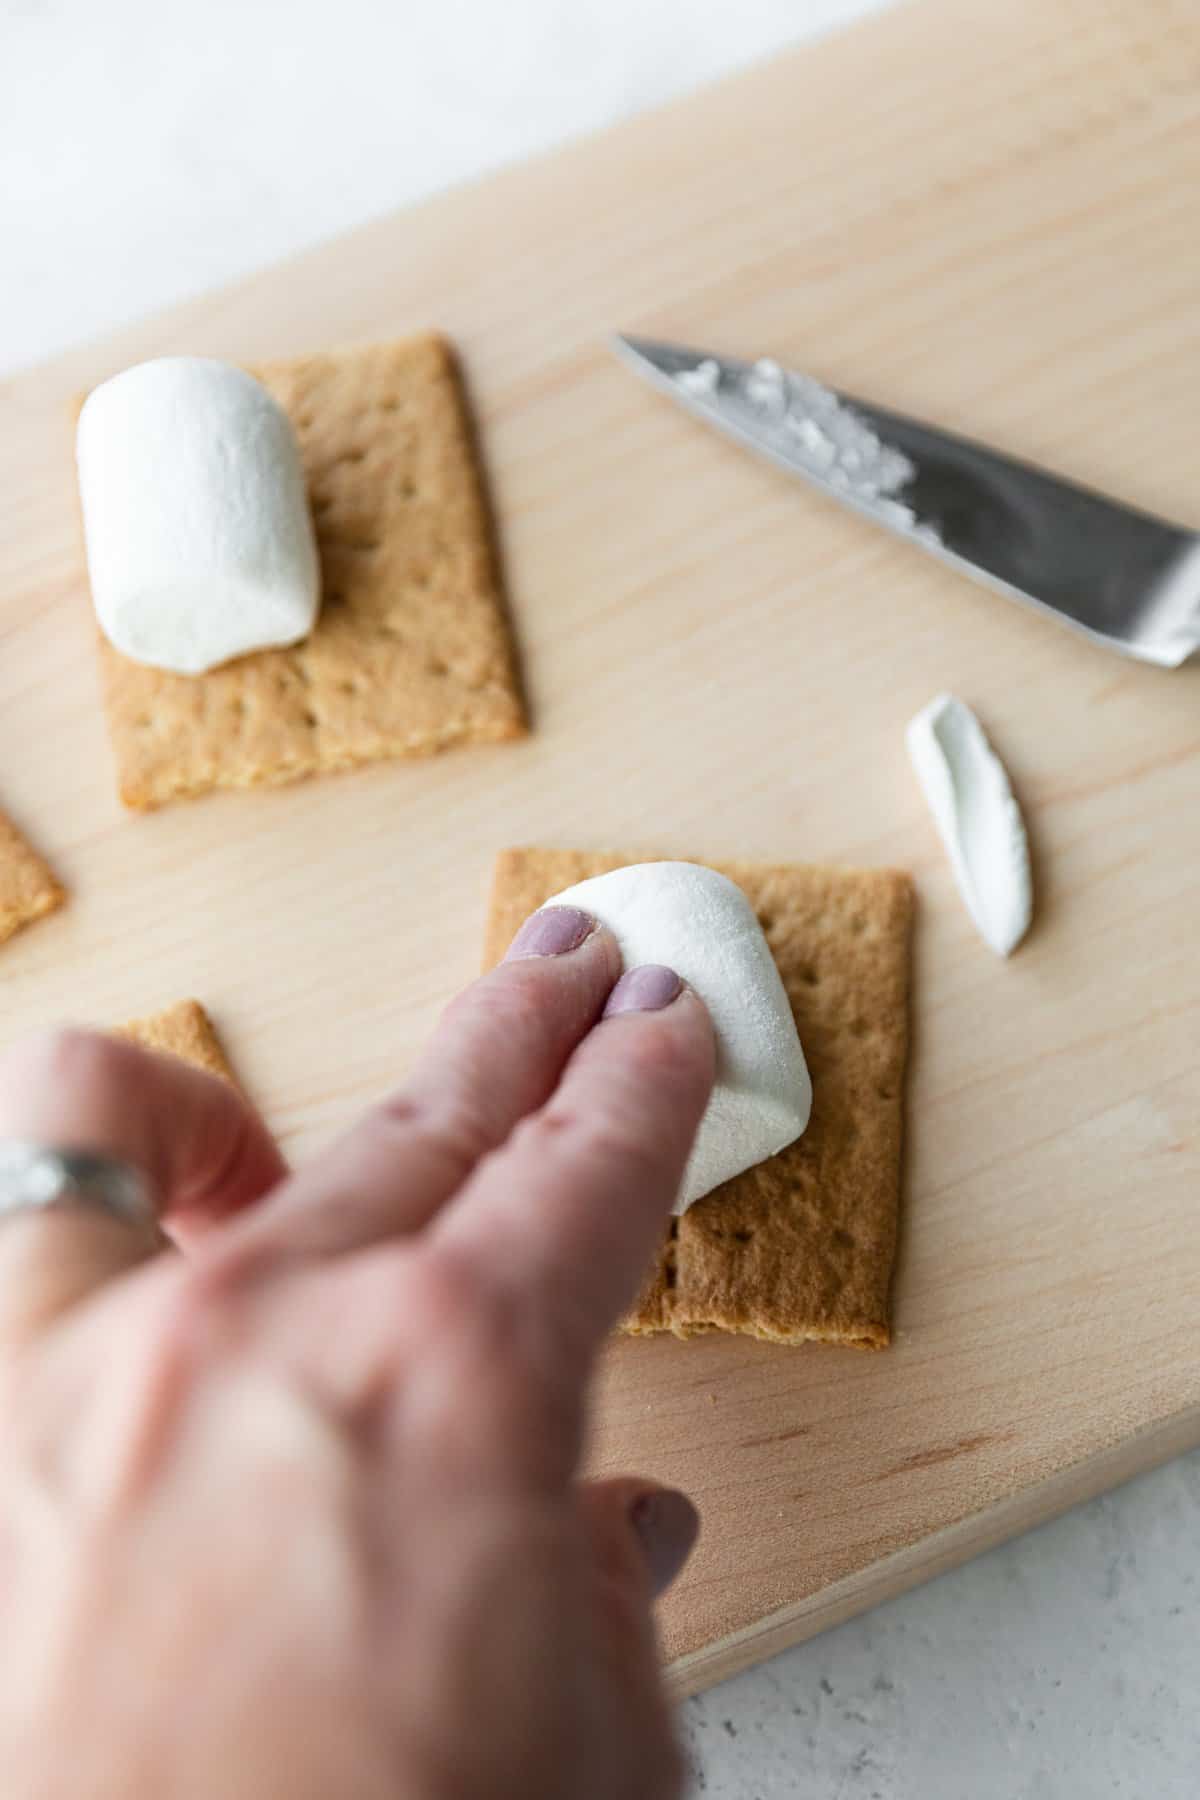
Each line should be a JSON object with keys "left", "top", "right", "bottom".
{"left": 543, "top": 861, "right": 812, "bottom": 1212}
{"left": 907, "top": 694, "right": 1032, "bottom": 957}
{"left": 77, "top": 357, "right": 320, "bottom": 675}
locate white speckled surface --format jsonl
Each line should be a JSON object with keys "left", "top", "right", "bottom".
{"left": 3, "top": 2, "right": 1198, "bottom": 1791}
{"left": 683, "top": 1457, "right": 1200, "bottom": 1796}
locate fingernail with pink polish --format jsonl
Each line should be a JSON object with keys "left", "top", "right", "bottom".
{"left": 631, "top": 1487, "right": 700, "bottom": 1596}
{"left": 506, "top": 905, "right": 596, "bottom": 960}
{"left": 603, "top": 964, "right": 683, "bottom": 1016}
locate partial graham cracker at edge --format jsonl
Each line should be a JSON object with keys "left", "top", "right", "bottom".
{"left": 117, "top": 999, "right": 238, "bottom": 1084}
{"left": 95, "top": 334, "right": 526, "bottom": 810}
{"left": 0, "top": 809, "right": 65, "bottom": 947}
{"left": 484, "top": 850, "right": 914, "bottom": 1349}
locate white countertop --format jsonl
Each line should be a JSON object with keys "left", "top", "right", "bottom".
{"left": 3, "top": 2, "right": 1199, "bottom": 1792}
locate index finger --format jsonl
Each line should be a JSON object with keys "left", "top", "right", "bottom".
{"left": 433, "top": 967, "right": 714, "bottom": 1368}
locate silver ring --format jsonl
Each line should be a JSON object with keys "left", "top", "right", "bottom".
{"left": 0, "top": 1141, "right": 158, "bottom": 1234}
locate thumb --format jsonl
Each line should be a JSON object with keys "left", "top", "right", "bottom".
{"left": 576, "top": 1477, "right": 699, "bottom": 1800}
{"left": 578, "top": 1475, "right": 700, "bottom": 1604}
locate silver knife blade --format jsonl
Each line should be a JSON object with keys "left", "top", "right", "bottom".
{"left": 614, "top": 334, "right": 1200, "bottom": 668}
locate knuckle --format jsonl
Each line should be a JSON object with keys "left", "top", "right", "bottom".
{"left": 448, "top": 956, "right": 585, "bottom": 1060}
{"left": 469, "top": 964, "right": 554, "bottom": 1044}
{"left": 414, "top": 1244, "right": 573, "bottom": 1412}
{"left": 411, "top": 1242, "right": 510, "bottom": 1340}
{"left": 520, "top": 1102, "right": 662, "bottom": 1189}
{"left": 376, "top": 1085, "right": 496, "bottom": 1175}
{"left": 0, "top": 1341, "right": 47, "bottom": 1431}
{"left": 152, "top": 1260, "right": 230, "bottom": 1347}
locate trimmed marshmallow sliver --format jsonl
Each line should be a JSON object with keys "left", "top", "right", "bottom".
{"left": 907, "top": 693, "right": 1032, "bottom": 957}
{"left": 77, "top": 357, "right": 320, "bottom": 676}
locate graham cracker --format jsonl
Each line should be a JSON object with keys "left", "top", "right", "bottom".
{"left": 484, "top": 850, "right": 914, "bottom": 1349}
{"left": 94, "top": 334, "right": 525, "bottom": 809}
{"left": 116, "top": 999, "right": 237, "bottom": 1084}
{"left": 0, "top": 809, "right": 65, "bottom": 947}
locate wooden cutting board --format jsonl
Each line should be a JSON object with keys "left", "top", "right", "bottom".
{"left": 2, "top": 0, "right": 1199, "bottom": 1695}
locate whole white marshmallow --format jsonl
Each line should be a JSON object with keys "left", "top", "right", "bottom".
{"left": 76, "top": 357, "right": 320, "bottom": 675}
{"left": 544, "top": 862, "right": 812, "bottom": 1212}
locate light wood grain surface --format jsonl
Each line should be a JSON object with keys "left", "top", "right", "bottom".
{"left": 1, "top": 0, "right": 1198, "bottom": 1694}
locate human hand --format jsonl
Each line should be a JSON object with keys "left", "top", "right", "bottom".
{"left": 0, "top": 905, "right": 714, "bottom": 1800}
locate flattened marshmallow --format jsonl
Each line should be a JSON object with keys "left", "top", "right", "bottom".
{"left": 544, "top": 862, "right": 812, "bottom": 1212}
{"left": 77, "top": 357, "right": 320, "bottom": 675}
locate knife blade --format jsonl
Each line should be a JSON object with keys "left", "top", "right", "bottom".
{"left": 613, "top": 334, "right": 1200, "bottom": 668}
